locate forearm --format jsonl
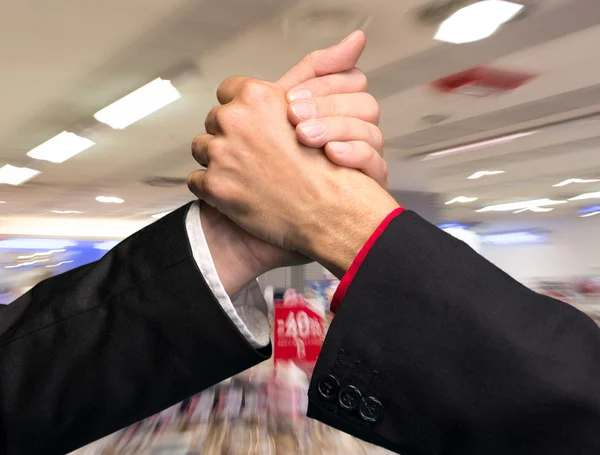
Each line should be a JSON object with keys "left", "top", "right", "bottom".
{"left": 0, "top": 204, "right": 270, "bottom": 455}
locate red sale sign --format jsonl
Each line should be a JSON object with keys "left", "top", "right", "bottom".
{"left": 274, "top": 303, "right": 324, "bottom": 364}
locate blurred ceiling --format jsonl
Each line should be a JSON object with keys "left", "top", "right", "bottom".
{"left": 1, "top": 0, "right": 600, "bottom": 233}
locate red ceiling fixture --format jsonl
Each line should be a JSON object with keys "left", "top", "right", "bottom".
{"left": 430, "top": 66, "right": 537, "bottom": 96}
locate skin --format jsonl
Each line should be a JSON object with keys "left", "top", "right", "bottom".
{"left": 189, "top": 32, "right": 399, "bottom": 295}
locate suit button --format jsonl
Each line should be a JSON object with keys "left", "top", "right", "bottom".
{"left": 338, "top": 385, "right": 362, "bottom": 411}
{"left": 359, "top": 396, "right": 383, "bottom": 423}
{"left": 317, "top": 374, "right": 340, "bottom": 400}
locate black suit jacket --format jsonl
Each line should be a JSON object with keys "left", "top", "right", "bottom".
{"left": 307, "top": 211, "right": 600, "bottom": 454}
{"left": 0, "top": 204, "right": 270, "bottom": 454}
{"left": 1, "top": 205, "right": 599, "bottom": 454}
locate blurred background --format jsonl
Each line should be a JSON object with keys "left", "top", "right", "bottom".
{"left": 2, "top": 0, "right": 600, "bottom": 453}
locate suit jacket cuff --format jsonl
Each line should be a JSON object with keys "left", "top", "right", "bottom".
{"left": 185, "top": 201, "right": 269, "bottom": 348}
{"left": 330, "top": 207, "right": 405, "bottom": 313}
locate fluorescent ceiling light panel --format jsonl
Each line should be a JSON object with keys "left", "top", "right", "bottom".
{"left": 0, "top": 238, "right": 77, "bottom": 250}
{"left": 46, "top": 260, "right": 74, "bottom": 268}
{"left": 94, "top": 78, "right": 181, "bottom": 129}
{"left": 552, "top": 178, "right": 600, "bottom": 187}
{"left": 580, "top": 211, "right": 600, "bottom": 218}
{"left": 435, "top": 1, "right": 524, "bottom": 44}
{"left": 5, "top": 258, "right": 50, "bottom": 269}
{"left": 569, "top": 192, "right": 600, "bottom": 201}
{"left": 467, "top": 170, "right": 505, "bottom": 180}
{"left": 482, "top": 231, "right": 546, "bottom": 246}
{"left": 445, "top": 196, "right": 478, "bottom": 204}
{"left": 52, "top": 210, "right": 84, "bottom": 214}
{"left": 477, "top": 198, "right": 567, "bottom": 213}
{"left": 18, "top": 249, "right": 66, "bottom": 260}
{"left": 513, "top": 206, "right": 554, "bottom": 213}
{"left": 95, "top": 196, "right": 124, "bottom": 204}
{"left": 27, "top": 131, "right": 95, "bottom": 163}
{"left": 424, "top": 131, "right": 536, "bottom": 161}
{"left": 0, "top": 164, "right": 40, "bottom": 185}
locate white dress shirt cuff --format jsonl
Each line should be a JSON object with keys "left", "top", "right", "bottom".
{"left": 185, "top": 201, "right": 270, "bottom": 348}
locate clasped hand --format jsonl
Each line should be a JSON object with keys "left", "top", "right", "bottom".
{"left": 188, "top": 31, "right": 399, "bottom": 294}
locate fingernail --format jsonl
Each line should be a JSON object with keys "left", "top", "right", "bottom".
{"left": 299, "top": 121, "right": 326, "bottom": 139}
{"left": 290, "top": 101, "right": 317, "bottom": 120}
{"left": 328, "top": 141, "right": 351, "bottom": 154}
{"left": 288, "top": 89, "right": 312, "bottom": 102}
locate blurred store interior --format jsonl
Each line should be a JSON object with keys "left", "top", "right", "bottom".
{"left": 2, "top": 0, "right": 600, "bottom": 453}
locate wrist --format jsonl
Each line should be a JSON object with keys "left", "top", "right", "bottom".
{"left": 200, "top": 204, "right": 266, "bottom": 296}
{"left": 303, "top": 186, "right": 399, "bottom": 279}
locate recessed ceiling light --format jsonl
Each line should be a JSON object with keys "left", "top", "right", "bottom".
{"left": 51, "top": 210, "right": 84, "bottom": 214}
{"left": 0, "top": 201, "right": 6, "bottom": 204}
{"left": 445, "top": 196, "right": 478, "bottom": 204}
{"left": 477, "top": 198, "right": 567, "bottom": 213}
{"left": 0, "top": 164, "right": 40, "bottom": 185}
{"left": 568, "top": 192, "right": 600, "bottom": 201}
{"left": 27, "top": 131, "right": 95, "bottom": 163}
{"left": 435, "top": 1, "right": 524, "bottom": 44}
{"left": 94, "top": 78, "right": 181, "bottom": 129}
{"left": 467, "top": 170, "right": 505, "bottom": 180}
{"left": 552, "top": 178, "right": 600, "bottom": 187}
{"left": 95, "top": 196, "right": 124, "bottom": 204}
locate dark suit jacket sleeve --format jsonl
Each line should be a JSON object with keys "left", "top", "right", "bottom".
{"left": 0, "top": 203, "right": 271, "bottom": 455}
{"left": 308, "top": 210, "right": 600, "bottom": 455}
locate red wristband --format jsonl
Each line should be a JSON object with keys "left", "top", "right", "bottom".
{"left": 329, "top": 207, "right": 405, "bottom": 313}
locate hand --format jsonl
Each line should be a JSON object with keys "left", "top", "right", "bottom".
{"left": 189, "top": 34, "right": 399, "bottom": 282}
{"left": 192, "top": 32, "right": 390, "bottom": 295}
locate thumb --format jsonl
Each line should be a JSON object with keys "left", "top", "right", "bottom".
{"left": 276, "top": 30, "right": 366, "bottom": 91}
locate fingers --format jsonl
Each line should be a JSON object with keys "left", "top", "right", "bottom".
{"left": 287, "top": 68, "right": 367, "bottom": 102}
{"left": 191, "top": 133, "right": 213, "bottom": 166}
{"left": 296, "top": 117, "right": 384, "bottom": 151}
{"left": 275, "top": 30, "right": 366, "bottom": 91}
{"left": 288, "top": 92, "right": 379, "bottom": 126}
{"left": 325, "top": 141, "right": 388, "bottom": 188}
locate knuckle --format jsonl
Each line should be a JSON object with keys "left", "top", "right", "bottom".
{"left": 371, "top": 124, "right": 385, "bottom": 150}
{"left": 381, "top": 160, "right": 389, "bottom": 184}
{"left": 302, "top": 51, "right": 318, "bottom": 69}
{"left": 206, "top": 138, "right": 224, "bottom": 162}
{"left": 187, "top": 172, "right": 200, "bottom": 193}
{"left": 240, "top": 79, "right": 277, "bottom": 104}
{"left": 327, "top": 97, "right": 340, "bottom": 117}
{"left": 364, "top": 93, "right": 380, "bottom": 123}
{"left": 353, "top": 68, "right": 368, "bottom": 91}
{"left": 214, "top": 105, "right": 242, "bottom": 130}
{"left": 201, "top": 172, "right": 220, "bottom": 199}
{"left": 216, "top": 77, "right": 232, "bottom": 100}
